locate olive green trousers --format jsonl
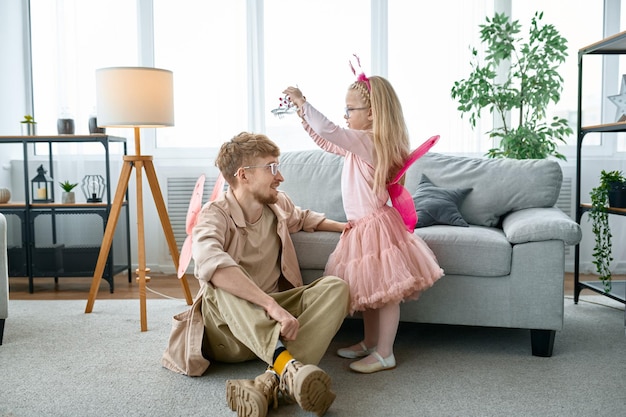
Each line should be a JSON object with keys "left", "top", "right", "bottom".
{"left": 201, "top": 276, "right": 349, "bottom": 366}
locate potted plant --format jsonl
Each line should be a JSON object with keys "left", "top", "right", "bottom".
{"left": 59, "top": 180, "right": 78, "bottom": 204}
{"left": 589, "top": 169, "right": 626, "bottom": 292}
{"left": 21, "top": 115, "right": 37, "bottom": 135}
{"left": 451, "top": 11, "right": 572, "bottom": 160}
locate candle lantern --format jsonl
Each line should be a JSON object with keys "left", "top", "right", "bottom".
{"left": 31, "top": 165, "right": 54, "bottom": 202}
{"left": 82, "top": 174, "right": 105, "bottom": 203}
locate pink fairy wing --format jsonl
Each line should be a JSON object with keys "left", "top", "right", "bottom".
{"left": 209, "top": 173, "right": 225, "bottom": 202}
{"left": 389, "top": 135, "right": 440, "bottom": 233}
{"left": 178, "top": 174, "right": 226, "bottom": 278}
{"left": 389, "top": 183, "right": 417, "bottom": 233}
{"left": 391, "top": 135, "right": 440, "bottom": 184}
{"left": 177, "top": 175, "right": 206, "bottom": 278}
{"left": 177, "top": 236, "right": 194, "bottom": 279}
{"left": 186, "top": 175, "right": 206, "bottom": 234}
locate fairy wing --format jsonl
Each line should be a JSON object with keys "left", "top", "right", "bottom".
{"left": 391, "top": 135, "right": 440, "bottom": 184}
{"left": 389, "top": 135, "right": 440, "bottom": 233}
{"left": 177, "top": 175, "right": 206, "bottom": 278}
{"left": 177, "top": 173, "right": 227, "bottom": 278}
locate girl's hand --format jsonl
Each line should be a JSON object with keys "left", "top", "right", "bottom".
{"left": 283, "top": 86, "right": 306, "bottom": 108}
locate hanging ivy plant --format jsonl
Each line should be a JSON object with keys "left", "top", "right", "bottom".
{"left": 589, "top": 169, "right": 626, "bottom": 292}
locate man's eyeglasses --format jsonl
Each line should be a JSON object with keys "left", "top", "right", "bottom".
{"left": 234, "top": 162, "right": 281, "bottom": 177}
{"left": 345, "top": 107, "right": 369, "bottom": 118}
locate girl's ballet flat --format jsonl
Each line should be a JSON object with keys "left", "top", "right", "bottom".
{"left": 337, "top": 342, "right": 376, "bottom": 359}
{"left": 349, "top": 352, "right": 396, "bottom": 374}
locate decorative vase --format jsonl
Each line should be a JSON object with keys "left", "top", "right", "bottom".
{"left": 0, "top": 187, "right": 10, "bottom": 203}
{"left": 61, "top": 191, "right": 76, "bottom": 204}
{"left": 89, "top": 117, "right": 106, "bottom": 134}
{"left": 57, "top": 118, "right": 75, "bottom": 134}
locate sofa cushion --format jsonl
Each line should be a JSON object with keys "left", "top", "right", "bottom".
{"left": 404, "top": 153, "right": 563, "bottom": 227}
{"left": 413, "top": 174, "right": 472, "bottom": 228}
{"left": 291, "top": 231, "right": 341, "bottom": 270}
{"left": 415, "top": 225, "right": 512, "bottom": 276}
{"left": 292, "top": 225, "right": 512, "bottom": 278}
{"left": 280, "top": 150, "right": 346, "bottom": 222}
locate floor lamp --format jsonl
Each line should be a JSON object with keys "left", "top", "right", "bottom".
{"left": 85, "top": 67, "right": 192, "bottom": 331}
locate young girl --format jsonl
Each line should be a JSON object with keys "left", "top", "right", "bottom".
{"left": 283, "top": 71, "right": 443, "bottom": 374}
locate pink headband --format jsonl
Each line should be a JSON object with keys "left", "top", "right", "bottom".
{"left": 349, "top": 54, "right": 371, "bottom": 91}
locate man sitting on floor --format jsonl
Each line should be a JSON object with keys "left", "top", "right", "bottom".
{"left": 188, "top": 132, "right": 349, "bottom": 417}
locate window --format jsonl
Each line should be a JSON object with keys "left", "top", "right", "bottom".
{"left": 27, "top": 1, "right": 620, "bottom": 157}
{"left": 30, "top": 0, "right": 138, "bottom": 154}
{"left": 262, "top": 0, "right": 370, "bottom": 153}
{"left": 388, "top": 0, "right": 493, "bottom": 154}
{"left": 512, "top": 0, "right": 604, "bottom": 154}
{"left": 153, "top": 0, "right": 247, "bottom": 151}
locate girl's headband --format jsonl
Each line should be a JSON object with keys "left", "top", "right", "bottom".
{"left": 349, "top": 54, "right": 371, "bottom": 91}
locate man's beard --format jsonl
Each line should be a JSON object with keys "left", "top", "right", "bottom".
{"left": 253, "top": 188, "right": 278, "bottom": 205}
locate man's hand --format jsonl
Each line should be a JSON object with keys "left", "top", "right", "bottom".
{"left": 266, "top": 302, "right": 300, "bottom": 341}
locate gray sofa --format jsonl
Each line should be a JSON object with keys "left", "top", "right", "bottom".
{"left": 1, "top": 213, "right": 8, "bottom": 345}
{"left": 279, "top": 150, "right": 582, "bottom": 357}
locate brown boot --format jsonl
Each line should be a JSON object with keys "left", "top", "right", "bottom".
{"left": 226, "top": 370, "right": 279, "bottom": 417}
{"left": 279, "top": 360, "right": 336, "bottom": 417}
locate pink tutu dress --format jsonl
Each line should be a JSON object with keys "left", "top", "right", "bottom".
{"left": 300, "top": 102, "right": 444, "bottom": 314}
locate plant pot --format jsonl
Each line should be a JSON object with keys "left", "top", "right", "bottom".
{"left": 89, "top": 117, "right": 106, "bottom": 134}
{"left": 21, "top": 124, "right": 36, "bottom": 135}
{"left": 61, "top": 191, "right": 75, "bottom": 204}
{"left": 57, "top": 118, "right": 75, "bottom": 134}
{"left": 608, "top": 182, "right": 626, "bottom": 208}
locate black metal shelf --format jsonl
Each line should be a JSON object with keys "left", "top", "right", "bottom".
{"left": 0, "top": 135, "right": 132, "bottom": 293}
{"left": 574, "top": 32, "right": 626, "bottom": 307}
{"left": 576, "top": 281, "right": 625, "bottom": 304}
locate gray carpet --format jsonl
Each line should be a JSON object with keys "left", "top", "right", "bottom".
{"left": 0, "top": 296, "right": 624, "bottom": 417}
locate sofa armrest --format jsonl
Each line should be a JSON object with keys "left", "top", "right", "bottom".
{"left": 502, "top": 207, "right": 582, "bottom": 245}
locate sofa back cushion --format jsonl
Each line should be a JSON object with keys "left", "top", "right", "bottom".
{"left": 405, "top": 153, "right": 563, "bottom": 227}
{"left": 279, "top": 150, "right": 564, "bottom": 228}
{"left": 279, "top": 150, "right": 347, "bottom": 222}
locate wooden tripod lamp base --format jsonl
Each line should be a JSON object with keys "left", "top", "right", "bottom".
{"left": 85, "top": 150, "right": 193, "bottom": 331}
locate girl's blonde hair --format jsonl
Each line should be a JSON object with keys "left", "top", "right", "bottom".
{"left": 349, "top": 75, "right": 410, "bottom": 194}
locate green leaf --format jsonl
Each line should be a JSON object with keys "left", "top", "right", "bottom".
{"left": 451, "top": 10, "right": 570, "bottom": 161}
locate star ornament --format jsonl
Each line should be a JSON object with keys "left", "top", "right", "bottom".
{"left": 608, "top": 74, "right": 626, "bottom": 123}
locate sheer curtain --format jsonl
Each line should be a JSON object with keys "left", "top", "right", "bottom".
{"left": 388, "top": 0, "right": 493, "bottom": 154}
{"left": 30, "top": 0, "right": 138, "bottom": 147}
{"left": 153, "top": 0, "right": 247, "bottom": 153}
{"left": 27, "top": 0, "right": 613, "bottom": 158}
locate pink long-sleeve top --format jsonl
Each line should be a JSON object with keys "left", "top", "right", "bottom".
{"left": 300, "top": 101, "right": 389, "bottom": 221}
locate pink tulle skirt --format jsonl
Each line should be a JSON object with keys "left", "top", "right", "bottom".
{"left": 325, "top": 205, "right": 444, "bottom": 314}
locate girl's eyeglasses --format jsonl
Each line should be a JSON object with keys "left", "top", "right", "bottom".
{"left": 344, "top": 107, "right": 369, "bottom": 118}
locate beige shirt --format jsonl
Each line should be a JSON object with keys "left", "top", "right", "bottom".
{"left": 192, "top": 188, "right": 326, "bottom": 290}
{"left": 240, "top": 205, "right": 281, "bottom": 293}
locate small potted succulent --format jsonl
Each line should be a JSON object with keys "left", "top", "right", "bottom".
{"left": 60, "top": 180, "right": 79, "bottom": 204}
{"left": 589, "top": 170, "right": 626, "bottom": 292}
{"left": 21, "top": 115, "right": 37, "bottom": 135}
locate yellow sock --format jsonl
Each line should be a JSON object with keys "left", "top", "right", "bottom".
{"left": 272, "top": 350, "right": 294, "bottom": 375}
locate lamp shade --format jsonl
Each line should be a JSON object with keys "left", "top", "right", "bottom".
{"left": 96, "top": 67, "right": 174, "bottom": 127}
